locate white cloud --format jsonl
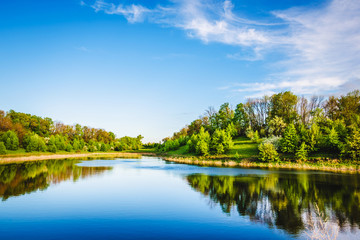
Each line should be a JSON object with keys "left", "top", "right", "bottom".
{"left": 92, "top": 0, "right": 151, "bottom": 23}
{"left": 89, "top": 0, "right": 360, "bottom": 96}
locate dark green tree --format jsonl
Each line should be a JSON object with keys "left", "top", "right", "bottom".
{"left": 1, "top": 130, "right": 19, "bottom": 150}
{"left": 0, "top": 142, "right": 6, "bottom": 154}
{"left": 281, "top": 124, "right": 299, "bottom": 153}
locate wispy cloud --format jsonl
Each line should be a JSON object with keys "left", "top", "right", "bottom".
{"left": 92, "top": 0, "right": 152, "bottom": 23}
{"left": 76, "top": 46, "right": 90, "bottom": 52}
{"left": 89, "top": 0, "right": 360, "bottom": 96}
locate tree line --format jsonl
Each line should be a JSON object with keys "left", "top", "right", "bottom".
{"left": 0, "top": 110, "right": 143, "bottom": 154}
{"left": 158, "top": 90, "right": 360, "bottom": 161}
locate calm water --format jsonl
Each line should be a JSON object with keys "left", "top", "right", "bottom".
{"left": 0, "top": 157, "right": 359, "bottom": 239}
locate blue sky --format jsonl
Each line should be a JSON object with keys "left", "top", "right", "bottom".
{"left": 1, "top": 0, "right": 359, "bottom": 142}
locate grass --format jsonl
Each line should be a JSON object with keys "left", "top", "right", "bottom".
{"left": 229, "top": 136, "right": 259, "bottom": 159}
{"left": 156, "top": 137, "right": 360, "bottom": 173}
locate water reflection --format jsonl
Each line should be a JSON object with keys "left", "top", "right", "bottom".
{"left": 186, "top": 173, "right": 360, "bottom": 236}
{"left": 0, "top": 159, "right": 112, "bottom": 201}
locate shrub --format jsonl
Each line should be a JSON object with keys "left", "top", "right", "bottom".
{"left": 280, "top": 123, "right": 299, "bottom": 153}
{"left": 211, "top": 129, "right": 233, "bottom": 155}
{"left": 246, "top": 128, "right": 260, "bottom": 143}
{"left": 1, "top": 130, "right": 19, "bottom": 150}
{"left": 262, "top": 136, "right": 282, "bottom": 150}
{"left": 48, "top": 143, "right": 57, "bottom": 153}
{"left": 187, "top": 127, "right": 211, "bottom": 155}
{"left": 296, "top": 142, "right": 308, "bottom": 161}
{"left": 268, "top": 116, "right": 287, "bottom": 137}
{"left": 258, "top": 143, "right": 279, "bottom": 162}
{"left": 346, "top": 129, "right": 360, "bottom": 160}
{"left": 26, "top": 134, "right": 47, "bottom": 152}
{"left": 66, "top": 144, "right": 73, "bottom": 152}
{"left": 0, "top": 142, "right": 6, "bottom": 154}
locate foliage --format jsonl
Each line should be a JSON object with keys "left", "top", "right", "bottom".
{"left": 262, "top": 136, "right": 282, "bottom": 150}
{"left": 280, "top": 124, "right": 299, "bottom": 153}
{"left": 295, "top": 142, "right": 308, "bottom": 161}
{"left": 268, "top": 116, "right": 287, "bottom": 137}
{"left": 1, "top": 130, "right": 19, "bottom": 150}
{"left": 210, "top": 129, "right": 233, "bottom": 155}
{"left": 258, "top": 143, "right": 279, "bottom": 162}
{"left": 187, "top": 127, "right": 211, "bottom": 156}
{"left": 246, "top": 128, "right": 260, "bottom": 143}
{"left": 270, "top": 91, "right": 298, "bottom": 124}
{"left": 0, "top": 142, "right": 6, "bottom": 154}
{"left": 26, "top": 134, "right": 47, "bottom": 152}
{"left": 345, "top": 129, "right": 360, "bottom": 160}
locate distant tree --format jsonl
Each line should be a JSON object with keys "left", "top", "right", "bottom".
{"left": 270, "top": 91, "right": 298, "bottom": 124}
{"left": 233, "top": 103, "right": 249, "bottom": 135}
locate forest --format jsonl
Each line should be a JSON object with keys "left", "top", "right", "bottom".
{"left": 157, "top": 90, "right": 360, "bottom": 162}
{"left": 0, "top": 110, "right": 143, "bottom": 154}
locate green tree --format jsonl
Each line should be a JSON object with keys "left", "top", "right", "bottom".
{"left": 325, "top": 127, "right": 340, "bottom": 153}
{"left": 295, "top": 142, "right": 308, "bottom": 161}
{"left": 0, "top": 142, "right": 6, "bottom": 154}
{"left": 346, "top": 129, "right": 360, "bottom": 160}
{"left": 258, "top": 143, "right": 279, "bottom": 162}
{"left": 233, "top": 103, "right": 249, "bottom": 135}
{"left": 281, "top": 124, "right": 299, "bottom": 153}
{"left": 26, "top": 134, "right": 47, "bottom": 152}
{"left": 268, "top": 116, "right": 287, "bottom": 137}
{"left": 187, "top": 127, "right": 211, "bottom": 156}
{"left": 270, "top": 91, "right": 298, "bottom": 124}
{"left": 1, "top": 130, "right": 19, "bottom": 150}
{"left": 211, "top": 129, "right": 233, "bottom": 155}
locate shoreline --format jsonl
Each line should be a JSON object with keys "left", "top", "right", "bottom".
{"left": 162, "top": 156, "right": 360, "bottom": 174}
{"left": 0, "top": 152, "right": 147, "bottom": 164}
{"left": 1, "top": 151, "right": 359, "bottom": 174}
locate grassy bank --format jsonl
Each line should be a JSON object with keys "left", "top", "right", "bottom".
{"left": 157, "top": 137, "right": 360, "bottom": 173}
{"left": 0, "top": 152, "right": 145, "bottom": 164}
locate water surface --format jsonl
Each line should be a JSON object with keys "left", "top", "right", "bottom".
{"left": 0, "top": 157, "right": 359, "bottom": 239}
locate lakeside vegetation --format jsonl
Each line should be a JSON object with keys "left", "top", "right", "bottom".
{"left": 156, "top": 90, "right": 360, "bottom": 168}
{"left": 0, "top": 109, "right": 143, "bottom": 156}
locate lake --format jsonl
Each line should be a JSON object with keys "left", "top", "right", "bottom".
{"left": 0, "top": 157, "right": 359, "bottom": 239}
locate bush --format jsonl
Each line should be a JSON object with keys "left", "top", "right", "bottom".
{"left": 187, "top": 127, "right": 211, "bottom": 155}
{"left": 26, "top": 134, "right": 47, "bottom": 152}
{"left": 258, "top": 143, "right": 279, "bottom": 162}
{"left": 0, "top": 142, "right": 6, "bottom": 154}
{"left": 262, "top": 136, "right": 282, "bottom": 150}
{"left": 211, "top": 129, "right": 233, "bottom": 155}
{"left": 268, "top": 116, "right": 287, "bottom": 137}
{"left": 246, "top": 128, "right": 260, "bottom": 143}
{"left": 48, "top": 143, "right": 57, "bottom": 153}
{"left": 280, "top": 124, "right": 299, "bottom": 153}
{"left": 1, "top": 130, "right": 19, "bottom": 150}
{"left": 346, "top": 129, "right": 360, "bottom": 160}
{"left": 295, "top": 142, "right": 308, "bottom": 161}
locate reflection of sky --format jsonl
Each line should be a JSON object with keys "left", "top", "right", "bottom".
{"left": 0, "top": 157, "right": 359, "bottom": 239}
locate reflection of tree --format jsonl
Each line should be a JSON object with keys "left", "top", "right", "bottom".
{"left": 0, "top": 160, "right": 112, "bottom": 201}
{"left": 187, "top": 173, "right": 360, "bottom": 235}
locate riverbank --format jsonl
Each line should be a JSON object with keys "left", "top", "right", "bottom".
{"left": 162, "top": 155, "right": 360, "bottom": 174}
{"left": 0, "top": 152, "right": 146, "bottom": 164}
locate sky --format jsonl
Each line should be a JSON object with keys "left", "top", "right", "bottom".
{"left": 0, "top": 0, "right": 359, "bottom": 142}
